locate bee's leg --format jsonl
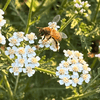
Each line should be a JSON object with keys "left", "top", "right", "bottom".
{"left": 52, "top": 37, "right": 59, "bottom": 50}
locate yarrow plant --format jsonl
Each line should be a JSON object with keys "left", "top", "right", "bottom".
{"left": 5, "top": 31, "right": 41, "bottom": 77}
{"left": 56, "top": 50, "right": 91, "bottom": 87}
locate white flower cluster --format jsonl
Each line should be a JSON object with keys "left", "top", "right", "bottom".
{"left": 56, "top": 50, "right": 91, "bottom": 87}
{"left": 73, "top": 0, "right": 91, "bottom": 17}
{"left": 0, "top": 9, "right": 6, "bottom": 45}
{"left": 0, "top": 9, "right": 6, "bottom": 30}
{"left": 38, "top": 22, "right": 60, "bottom": 52}
{"left": 5, "top": 32, "right": 40, "bottom": 77}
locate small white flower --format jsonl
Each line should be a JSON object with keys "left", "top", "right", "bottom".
{"left": 78, "top": 58, "right": 86, "bottom": 64}
{"left": 74, "top": 3, "right": 82, "bottom": 8}
{"left": 95, "top": 54, "right": 100, "bottom": 58}
{"left": 0, "top": 33, "right": 6, "bottom": 45}
{"left": 8, "top": 36, "right": 20, "bottom": 46}
{"left": 71, "top": 73, "right": 83, "bottom": 87}
{"left": 48, "top": 22, "right": 60, "bottom": 30}
{"left": 28, "top": 56, "right": 40, "bottom": 67}
{"left": 9, "top": 63, "right": 22, "bottom": 76}
{"left": 60, "top": 60, "right": 70, "bottom": 69}
{"left": 0, "top": 9, "right": 4, "bottom": 15}
{"left": 15, "top": 56, "right": 27, "bottom": 67}
{"left": 25, "top": 45, "right": 36, "bottom": 57}
{"left": 24, "top": 32, "right": 37, "bottom": 44}
{"left": 59, "top": 75, "right": 72, "bottom": 86}
{"left": 80, "top": 9, "right": 85, "bottom": 14}
{"left": 73, "top": 0, "right": 76, "bottom": 2}
{"left": 0, "top": 15, "right": 6, "bottom": 28}
{"left": 13, "top": 32, "right": 25, "bottom": 42}
{"left": 99, "top": 45, "right": 100, "bottom": 48}
{"left": 80, "top": 73, "right": 91, "bottom": 83}
{"left": 75, "top": 10, "right": 78, "bottom": 14}
{"left": 70, "top": 63, "right": 83, "bottom": 73}
{"left": 5, "top": 46, "right": 17, "bottom": 58}
{"left": 74, "top": 51, "right": 83, "bottom": 59}
{"left": 85, "top": 4, "right": 91, "bottom": 8}
{"left": 81, "top": 1, "right": 85, "bottom": 5}
{"left": 16, "top": 47, "right": 26, "bottom": 57}
{"left": 50, "top": 43, "right": 60, "bottom": 52}
{"left": 38, "top": 39, "right": 50, "bottom": 48}
{"left": 82, "top": 64, "right": 91, "bottom": 73}
{"left": 63, "top": 50, "right": 74, "bottom": 58}
{"left": 23, "top": 64, "right": 35, "bottom": 77}
{"left": 56, "top": 66, "right": 68, "bottom": 78}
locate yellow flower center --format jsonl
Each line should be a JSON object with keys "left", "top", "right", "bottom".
{"left": 83, "top": 65, "right": 88, "bottom": 70}
{"left": 28, "top": 48, "right": 34, "bottom": 54}
{"left": 59, "top": 68, "right": 65, "bottom": 75}
{"left": 18, "top": 59, "right": 25, "bottom": 64}
{"left": 26, "top": 66, "right": 32, "bottom": 73}
{"left": 63, "top": 62, "right": 69, "bottom": 68}
{"left": 9, "top": 49, "right": 15, "bottom": 55}
{"left": 13, "top": 67, "right": 19, "bottom": 73}
{"left": 18, "top": 48, "right": 25, "bottom": 55}
{"left": 10, "top": 38, "right": 17, "bottom": 45}
{"left": 27, "top": 34, "right": 34, "bottom": 40}
{"left": 73, "top": 65, "right": 79, "bottom": 72}
{"left": 75, "top": 52, "right": 81, "bottom": 57}
{"left": 17, "top": 32, "right": 23, "bottom": 38}
{"left": 82, "top": 74, "right": 88, "bottom": 80}
{"left": 78, "top": 59, "right": 84, "bottom": 64}
{"left": 73, "top": 78, "right": 79, "bottom": 83}
{"left": 0, "top": 37, "right": 2, "bottom": 43}
{"left": 31, "top": 57, "right": 37, "bottom": 63}
{"left": 67, "top": 50, "right": 72, "bottom": 56}
{"left": 63, "top": 77, "right": 69, "bottom": 83}
{"left": 71, "top": 59, "right": 77, "bottom": 64}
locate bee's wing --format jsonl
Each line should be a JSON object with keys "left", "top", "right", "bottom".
{"left": 52, "top": 15, "right": 60, "bottom": 23}
{"left": 59, "top": 32, "right": 67, "bottom": 39}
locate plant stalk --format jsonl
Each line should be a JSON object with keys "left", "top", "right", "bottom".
{"left": 3, "top": 0, "right": 11, "bottom": 11}
{"left": 66, "top": 88, "right": 98, "bottom": 100}
{"left": 93, "top": 0, "right": 100, "bottom": 22}
{"left": 25, "top": 0, "right": 34, "bottom": 34}
{"left": 14, "top": 74, "right": 20, "bottom": 96}
{"left": 2, "top": 72, "right": 14, "bottom": 100}
{"left": 59, "top": 14, "right": 76, "bottom": 32}
{"left": 34, "top": 67, "right": 56, "bottom": 75}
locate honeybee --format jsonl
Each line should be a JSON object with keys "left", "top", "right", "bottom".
{"left": 37, "top": 15, "right": 67, "bottom": 50}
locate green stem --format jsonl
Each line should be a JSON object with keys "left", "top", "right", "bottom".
{"left": 14, "top": 74, "right": 20, "bottom": 96}
{"left": 32, "top": 0, "right": 46, "bottom": 17}
{"left": 90, "top": 58, "right": 98, "bottom": 69}
{"left": 25, "top": 0, "right": 34, "bottom": 34}
{"left": 3, "top": 0, "right": 11, "bottom": 11}
{"left": 83, "top": 74, "right": 99, "bottom": 93}
{"left": 93, "top": 0, "right": 100, "bottom": 22}
{"left": 34, "top": 67, "right": 56, "bottom": 75}
{"left": 66, "top": 88, "right": 98, "bottom": 100}
{"left": 10, "top": 2, "right": 26, "bottom": 26}
{"left": 2, "top": 72, "right": 14, "bottom": 100}
{"left": 59, "top": 14, "right": 76, "bottom": 32}
{"left": 0, "top": 48, "right": 13, "bottom": 63}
